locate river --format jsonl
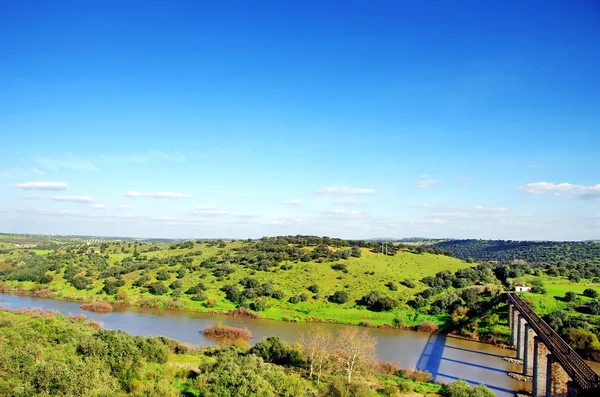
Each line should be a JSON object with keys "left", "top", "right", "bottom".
{"left": 1, "top": 293, "right": 531, "bottom": 396}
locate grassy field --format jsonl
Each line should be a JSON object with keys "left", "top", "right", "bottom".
{"left": 510, "top": 274, "right": 600, "bottom": 316}
{"left": 1, "top": 238, "right": 472, "bottom": 328}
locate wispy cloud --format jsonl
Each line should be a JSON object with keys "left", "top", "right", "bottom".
{"left": 416, "top": 179, "right": 440, "bottom": 188}
{"left": 16, "top": 181, "right": 68, "bottom": 191}
{"left": 32, "top": 150, "right": 187, "bottom": 173}
{"left": 195, "top": 206, "right": 228, "bottom": 215}
{"left": 34, "top": 156, "right": 100, "bottom": 172}
{"left": 324, "top": 209, "right": 363, "bottom": 218}
{"left": 315, "top": 186, "right": 375, "bottom": 195}
{"left": 125, "top": 191, "right": 193, "bottom": 199}
{"left": 282, "top": 199, "right": 303, "bottom": 205}
{"left": 333, "top": 200, "right": 365, "bottom": 207}
{"left": 518, "top": 182, "right": 600, "bottom": 200}
{"left": 116, "top": 204, "right": 133, "bottom": 209}
{"left": 90, "top": 204, "right": 107, "bottom": 209}
{"left": 52, "top": 196, "right": 94, "bottom": 203}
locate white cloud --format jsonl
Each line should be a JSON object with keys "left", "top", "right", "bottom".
{"left": 117, "top": 204, "right": 133, "bottom": 209}
{"left": 315, "top": 186, "right": 375, "bottom": 195}
{"left": 416, "top": 179, "right": 440, "bottom": 188}
{"left": 52, "top": 196, "right": 94, "bottom": 203}
{"left": 15, "top": 181, "right": 68, "bottom": 191}
{"left": 90, "top": 204, "right": 107, "bottom": 209}
{"left": 282, "top": 199, "right": 303, "bottom": 205}
{"left": 419, "top": 174, "right": 430, "bottom": 178}
{"left": 125, "top": 191, "right": 193, "bottom": 199}
{"left": 226, "top": 192, "right": 249, "bottom": 197}
{"left": 195, "top": 206, "right": 228, "bottom": 215}
{"left": 518, "top": 182, "right": 600, "bottom": 199}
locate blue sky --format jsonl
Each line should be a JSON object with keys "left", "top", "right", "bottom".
{"left": 1, "top": 1, "right": 599, "bottom": 240}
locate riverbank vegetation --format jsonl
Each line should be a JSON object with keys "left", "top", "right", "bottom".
{"left": 1, "top": 234, "right": 600, "bottom": 360}
{"left": 0, "top": 308, "right": 495, "bottom": 396}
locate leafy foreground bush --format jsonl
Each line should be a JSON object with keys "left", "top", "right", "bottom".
{"left": 0, "top": 308, "right": 497, "bottom": 397}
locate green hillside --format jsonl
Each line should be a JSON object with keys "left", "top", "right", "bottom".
{"left": 0, "top": 235, "right": 471, "bottom": 327}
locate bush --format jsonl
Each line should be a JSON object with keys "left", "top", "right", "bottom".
{"left": 202, "top": 323, "right": 252, "bottom": 341}
{"left": 204, "top": 298, "right": 218, "bottom": 307}
{"left": 70, "top": 275, "right": 92, "bottom": 290}
{"left": 443, "top": 380, "right": 495, "bottom": 397}
{"left": 191, "top": 291, "right": 207, "bottom": 301}
{"left": 149, "top": 282, "right": 168, "bottom": 295}
{"left": 156, "top": 270, "right": 170, "bottom": 281}
{"left": 307, "top": 284, "right": 319, "bottom": 293}
{"left": 329, "top": 290, "right": 349, "bottom": 304}
{"left": 583, "top": 289, "right": 599, "bottom": 298}
{"left": 249, "top": 336, "right": 304, "bottom": 367}
{"left": 564, "top": 291, "right": 577, "bottom": 302}
{"left": 272, "top": 289, "right": 285, "bottom": 300}
{"left": 386, "top": 281, "right": 398, "bottom": 291}
{"left": 80, "top": 301, "right": 113, "bottom": 313}
{"left": 320, "top": 377, "right": 372, "bottom": 397}
{"left": 169, "top": 280, "right": 182, "bottom": 290}
{"left": 331, "top": 263, "right": 348, "bottom": 273}
{"left": 251, "top": 298, "right": 269, "bottom": 312}
{"left": 185, "top": 282, "right": 206, "bottom": 295}
{"left": 417, "top": 321, "right": 438, "bottom": 333}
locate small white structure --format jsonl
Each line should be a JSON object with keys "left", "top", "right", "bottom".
{"left": 515, "top": 283, "right": 532, "bottom": 293}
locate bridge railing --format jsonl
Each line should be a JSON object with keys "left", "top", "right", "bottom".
{"left": 507, "top": 292, "right": 600, "bottom": 390}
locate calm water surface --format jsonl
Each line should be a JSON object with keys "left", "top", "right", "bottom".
{"left": 6, "top": 293, "right": 591, "bottom": 397}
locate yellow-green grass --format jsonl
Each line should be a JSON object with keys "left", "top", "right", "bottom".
{"left": 5, "top": 245, "right": 471, "bottom": 327}
{"left": 512, "top": 275, "right": 600, "bottom": 316}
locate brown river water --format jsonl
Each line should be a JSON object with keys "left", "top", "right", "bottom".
{"left": 3, "top": 293, "right": 598, "bottom": 397}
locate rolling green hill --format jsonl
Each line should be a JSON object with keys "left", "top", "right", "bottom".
{"left": 0, "top": 235, "right": 471, "bottom": 327}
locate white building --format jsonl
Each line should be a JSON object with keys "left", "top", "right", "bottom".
{"left": 515, "top": 283, "right": 532, "bottom": 293}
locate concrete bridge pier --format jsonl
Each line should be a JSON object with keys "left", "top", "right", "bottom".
{"left": 517, "top": 314, "right": 526, "bottom": 360}
{"left": 532, "top": 337, "right": 550, "bottom": 397}
{"left": 523, "top": 324, "right": 536, "bottom": 376}
{"left": 509, "top": 303, "right": 518, "bottom": 347}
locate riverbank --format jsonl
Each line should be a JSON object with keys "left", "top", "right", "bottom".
{"left": 0, "top": 280, "right": 512, "bottom": 349}
{"left": 0, "top": 290, "right": 529, "bottom": 397}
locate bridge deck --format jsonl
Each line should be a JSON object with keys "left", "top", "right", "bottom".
{"left": 507, "top": 292, "right": 600, "bottom": 392}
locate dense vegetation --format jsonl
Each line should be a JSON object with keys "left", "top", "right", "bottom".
{"left": 429, "top": 239, "right": 600, "bottom": 265}
{"left": 0, "top": 308, "right": 494, "bottom": 397}
{"left": 2, "top": 234, "right": 600, "bottom": 361}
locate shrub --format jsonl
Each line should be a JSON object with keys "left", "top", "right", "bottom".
{"left": 249, "top": 336, "right": 304, "bottom": 367}
{"left": 185, "top": 282, "right": 206, "bottom": 295}
{"left": 320, "top": 377, "right": 372, "bottom": 397}
{"left": 386, "top": 281, "right": 398, "bottom": 291}
{"left": 204, "top": 298, "right": 218, "bottom": 307}
{"left": 583, "top": 289, "right": 599, "bottom": 298}
{"left": 329, "top": 290, "right": 349, "bottom": 304}
{"left": 169, "top": 280, "right": 182, "bottom": 290}
{"left": 191, "top": 291, "right": 207, "bottom": 301}
{"left": 417, "top": 321, "right": 438, "bottom": 333}
{"left": 308, "top": 284, "right": 319, "bottom": 293}
{"left": 251, "top": 298, "right": 269, "bottom": 312}
{"left": 148, "top": 282, "right": 168, "bottom": 295}
{"left": 202, "top": 323, "right": 252, "bottom": 341}
{"left": 564, "top": 291, "right": 577, "bottom": 302}
{"left": 80, "top": 301, "right": 113, "bottom": 313}
{"left": 331, "top": 263, "right": 348, "bottom": 273}
{"left": 272, "top": 289, "right": 285, "bottom": 300}
{"left": 156, "top": 270, "right": 170, "bottom": 281}
{"left": 133, "top": 275, "right": 149, "bottom": 287}
{"left": 70, "top": 275, "right": 92, "bottom": 290}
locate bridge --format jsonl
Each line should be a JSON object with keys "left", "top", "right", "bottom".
{"left": 507, "top": 292, "right": 600, "bottom": 397}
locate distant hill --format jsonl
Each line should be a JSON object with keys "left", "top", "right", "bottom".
{"left": 428, "top": 239, "right": 600, "bottom": 264}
